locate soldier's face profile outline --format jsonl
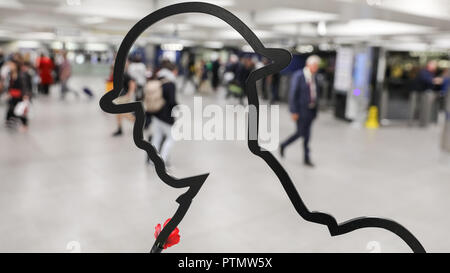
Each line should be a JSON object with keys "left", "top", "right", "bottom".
{"left": 100, "top": 2, "right": 425, "bottom": 253}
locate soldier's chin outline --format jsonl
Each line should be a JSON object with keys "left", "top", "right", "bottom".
{"left": 99, "top": 2, "right": 425, "bottom": 253}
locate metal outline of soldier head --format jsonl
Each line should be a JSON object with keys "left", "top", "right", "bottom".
{"left": 99, "top": 2, "right": 425, "bottom": 253}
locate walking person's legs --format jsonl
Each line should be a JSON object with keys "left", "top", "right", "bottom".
{"left": 60, "top": 80, "right": 67, "bottom": 99}
{"left": 150, "top": 119, "right": 165, "bottom": 160}
{"left": 150, "top": 118, "right": 174, "bottom": 164}
{"left": 61, "top": 79, "right": 79, "bottom": 99}
{"left": 181, "top": 76, "right": 197, "bottom": 94}
{"left": 302, "top": 119, "right": 315, "bottom": 167}
{"left": 159, "top": 121, "right": 174, "bottom": 163}
{"left": 144, "top": 112, "right": 152, "bottom": 130}
{"left": 43, "top": 84, "right": 49, "bottom": 95}
{"left": 112, "top": 113, "right": 134, "bottom": 136}
{"left": 280, "top": 119, "right": 302, "bottom": 157}
{"left": 112, "top": 115, "right": 123, "bottom": 136}
{"left": 6, "top": 98, "right": 19, "bottom": 122}
{"left": 19, "top": 116, "right": 28, "bottom": 132}
{"left": 180, "top": 75, "right": 190, "bottom": 93}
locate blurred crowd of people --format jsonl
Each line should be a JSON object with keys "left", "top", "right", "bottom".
{"left": 108, "top": 52, "right": 287, "bottom": 165}
{"left": 0, "top": 49, "right": 92, "bottom": 132}
{"left": 2, "top": 44, "right": 448, "bottom": 166}
{"left": 109, "top": 55, "right": 179, "bottom": 166}
{"left": 179, "top": 53, "right": 283, "bottom": 105}
{"left": 386, "top": 57, "right": 450, "bottom": 97}
{"left": 0, "top": 50, "right": 35, "bottom": 131}
{"left": 414, "top": 60, "right": 449, "bottom": 96}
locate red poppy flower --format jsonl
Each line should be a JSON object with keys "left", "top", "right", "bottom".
{"left": 154, "top": 218, "right": 180, "bottom": 249}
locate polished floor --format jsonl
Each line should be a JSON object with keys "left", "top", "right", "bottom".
{"left": 1, "top": 71, "right": 449, "bottom": 253}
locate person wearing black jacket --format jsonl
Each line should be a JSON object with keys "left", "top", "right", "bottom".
{"left": 150, "top": 62, "right": 178, "bottom": 164}
{"left": 415, "top": 60, "right": 438, "bottom": 92}
{"left": 211, "top": 58, "right": 221, "bottom": 91}
{"left": 5, "top": 60, "right": 23, "bottom": 124}
{"left": 280, "top": 55, "right": 321, "bottom": 167}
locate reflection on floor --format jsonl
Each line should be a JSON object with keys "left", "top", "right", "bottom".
{"left": 0, "top": 73, "right": 449, "bottom": 253}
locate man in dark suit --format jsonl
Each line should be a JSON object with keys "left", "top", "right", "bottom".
{"left": 280, "top": 55, "right": 321, "bottom": 167}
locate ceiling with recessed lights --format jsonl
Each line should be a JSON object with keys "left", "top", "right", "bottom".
{"left": 0, "top": 0, "right": 449, "bottom": 50}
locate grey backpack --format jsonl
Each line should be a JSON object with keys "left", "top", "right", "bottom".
{"left": 144, "top": 79, "right": 166, "bottom": 113}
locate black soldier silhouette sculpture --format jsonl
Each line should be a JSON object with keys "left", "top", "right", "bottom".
{"left": 99, "top": 2, "right": 425, "bottom": 253}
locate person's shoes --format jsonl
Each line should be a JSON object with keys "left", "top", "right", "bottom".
{"left": 279, "top": 145, "right": 285, "bottom": 158}
{"left": 304, "top": 159, "right": 315, "bottom": 167}
{"left": 112, "top": 128, "right": 122, "bottom": 137}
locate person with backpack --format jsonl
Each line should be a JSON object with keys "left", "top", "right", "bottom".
{"left": 111, "top": 61, "right": 137, "bottom": 137}
{"left": 143, "top": 72, "right": 166, "bottom": 128}
{"left": 142, "top": 69, "right": 163, "bottom": 163}
{"left": 148, "top": 61, "right": 178, "bottom": 164}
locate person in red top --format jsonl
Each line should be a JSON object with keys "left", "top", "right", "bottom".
{"left": 36, "top": 53, "right": 53, "bottom": 95}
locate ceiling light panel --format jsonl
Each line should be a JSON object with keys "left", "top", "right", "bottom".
{"left": 255, "top": 8, "right": 337, "bottom": 25}
{"left": 376, "top": 0, "right": 450, "bottom": 21}
{"left": 327, "top": 19, "right": 434, "bottom": 36}
{"left": 158, "top": 0, "right": 235, "bottom": 8}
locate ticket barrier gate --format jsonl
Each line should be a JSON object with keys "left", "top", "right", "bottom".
{"left": 408, "top": 90, "right": 438, "bottom": 127}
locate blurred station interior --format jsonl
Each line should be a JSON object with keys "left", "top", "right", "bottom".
{"left": 0, "top": 0, "right": 450, "bottom": 252}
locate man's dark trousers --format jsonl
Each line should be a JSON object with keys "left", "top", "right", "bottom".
{"left": 281, "top": 109, "right": 316, "bottom": 162}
